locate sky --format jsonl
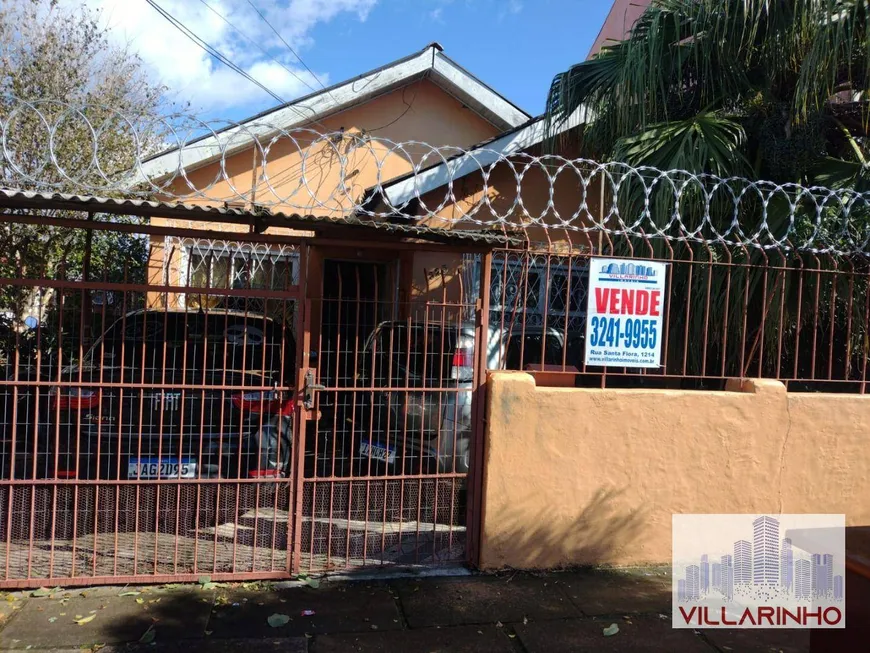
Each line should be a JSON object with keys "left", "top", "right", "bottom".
{"left": 71, "top": 0, "right": 612, "bottom": 123}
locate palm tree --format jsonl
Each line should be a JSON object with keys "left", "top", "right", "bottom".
{"left": 545, "top": 0, "right": 870, "bottom": 386}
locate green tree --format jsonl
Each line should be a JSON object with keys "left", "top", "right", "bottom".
{"left": 545, "top": 0, "right": 870, "bottom": 385}
{"left": 0, "top": 0, "right": 166, "bottom": 353}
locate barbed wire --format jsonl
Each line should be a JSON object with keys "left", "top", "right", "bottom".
{"left": 3, "top": 95, "right": 870, "bottom": 254}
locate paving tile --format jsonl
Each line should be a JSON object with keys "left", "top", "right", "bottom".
{"left": 102, "top": 637, "right": 307, "bottom": 653}
{"left": 0, "top": 594, "right": 26, "bottom": 629}
{"left": 206, "top": 584, "right": 401, "bottom": 638}
{"left": 0, "top": 591, "right": 211, "bottom": 649}
{"left": 316, "top": 624, "right": 514, "bottom": 653}
{"left": 395, "top": 576, "right": 578, "bottom": 628}
{"left": 702, "top": 628, "right": 810, "bottom": 653}
{"left": 514, "top": 616, "right": 712, "bottom": 652}
{"left": 552, "top": 570, "right": 671, "bottom": 616}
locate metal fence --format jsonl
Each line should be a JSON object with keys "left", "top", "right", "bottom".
{"left": 488, "top": 235, "right": 870, "bottom": 392}
{"left": 5, "top": 95, "right": 870, "bottom": 255}
{"left": 0, "top": 204, "right": 485, "bottom": 587}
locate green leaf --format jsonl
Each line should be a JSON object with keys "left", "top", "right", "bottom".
{"left": 31, "top": 587, "right": 53, "bottom": 597}
{"left": 303, "top": 577, "right": 321, "bottom": 589}
{"left": 139, "top": 626, "right": 156, "bottom": 644}
{"left": 75, "top": 614, "right": 96, "bottom": 626}
{"left": 603, "top": 623, "right": 619, "bottom": 637}
{"left": 267, "top": 613, "right": 290, "bottom": 628}
{"left": 118, "top": 591, "right": 141, "bottom": 597}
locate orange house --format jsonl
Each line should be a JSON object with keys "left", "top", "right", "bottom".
{"left": 140, "top": 43, "right": 530, "bottom": 311}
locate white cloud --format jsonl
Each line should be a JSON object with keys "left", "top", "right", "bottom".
{"left": 70, "top": 0, "right": 378, "bottom": 115}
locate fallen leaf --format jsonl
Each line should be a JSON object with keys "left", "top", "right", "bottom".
{"left": 119, "top": 591, "right": 141, "bottom": 597}
{"left": 5, "top": 595, "right": 15, "bottom": 603}
{"left": 139, "top": 626, "right": 156, "bottom": 644}
{"left": 303, "top": 577, "right": 320, "bottom": 589}
{"left": 75, "top": 614, "right": 96, "bottom": 626}
{"left": 204, "top": 631, "right": 212, "bottom": 636}
{"left": 603, "top": 623, "right": 619, "bottom": 637}
{"left": 370, "top": 625, "right": 378, "bottom": 630}
{"left": 301, "top": 610, "right": 315, "bottom": 617}
{"left": 267, "top": 614, "right": 290, "bottom": 628}
{"left": 496, "top": 621, "right": 503, "bottom": 628}
{"left": 148, "top": 599, "right": 161, "bottom": 604}
{"left": 48, "top": 617, "right": 57, "bottom": 623}
{"left": 508, "top": 633, "right": 516, "bottom": 639}
{"left": 523, "top": 616, "right": 528, "bottom": 625}
{"left": 75, "top": 615, "right": 83, "bottom": 620}
{"left": 31, "top": 587, "right": 53, "bottom": 597}
{"left": 60, "top": 613, "right": 66, "bottom": 616}
{"left": 201, "top": 582, "right": 218, "bottom": 591}
{"left": 135, "top": 598, "right": 145, "bottom": 605}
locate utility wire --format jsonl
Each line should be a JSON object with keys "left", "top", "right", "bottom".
{"left": 146, "top": 0, "right": 285, "bottom": 104}
{"left": 245, "top": 0, "right": 333, "bottom": 98}
{"left": 197, "top": 0, "right": 320, "bottom": 96}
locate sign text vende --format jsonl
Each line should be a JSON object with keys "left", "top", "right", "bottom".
{"left": 584, "top": 258, "right": 668, "bottom": 369}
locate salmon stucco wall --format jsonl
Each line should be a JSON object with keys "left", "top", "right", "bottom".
{"left": 480, "top": 372, "right": 870, "bottom": 570}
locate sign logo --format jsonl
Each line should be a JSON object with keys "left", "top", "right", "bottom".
{"left": 672, "top": 514, "right": 845, "bottom": 629}
{"left": 584, "top": 257, "right": 667, "bottom": 368}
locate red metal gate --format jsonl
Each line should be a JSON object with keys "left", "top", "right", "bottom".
{"left": 291, "top": 252, "right": 486, "bottom": 574}
{"left": 0, "top": 211, "right": 489, "bottom": 587}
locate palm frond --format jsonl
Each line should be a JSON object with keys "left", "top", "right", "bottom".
{"left": 613, "top": 113, "right": 749, "bottom": 175}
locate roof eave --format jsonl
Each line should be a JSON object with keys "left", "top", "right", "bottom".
{"left": 136, "top": 46, "right": 530, "bottom": 185}
{"left": 382, "top": 104, "right": 591, "bottom": 207}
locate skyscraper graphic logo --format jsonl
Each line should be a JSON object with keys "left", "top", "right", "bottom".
{"left": 597, "top": 261, "right": 658, "bottom": 282}
{"left": 734, "top": 540, "right": 752, "bottom": 585}
{"left": 673, "top": 514, "right": 845, "bottom": 629}
{"left": 753, "top": 516, "right": 779, "bottom": 586}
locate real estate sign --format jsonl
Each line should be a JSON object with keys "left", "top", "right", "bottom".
{"left": 584, "top": 257, "right": 667, "bottom": 368}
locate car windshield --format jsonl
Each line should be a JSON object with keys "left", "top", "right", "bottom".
{"left": 367, "top": 323, "right": 459, "bottom": 384}
{"left": 88, "top": 313, "right": 289, "bottom": 375}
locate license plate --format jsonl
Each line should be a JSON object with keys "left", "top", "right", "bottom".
{"left": 128, "top": 457, "right": 197, "bottom": 479}
{"left": 359, "top": 441, "right": 396, "bottom": 464}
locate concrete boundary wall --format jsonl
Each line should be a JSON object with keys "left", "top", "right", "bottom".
{"left": 479, "top": 372, "right": 870, "bottom": 570}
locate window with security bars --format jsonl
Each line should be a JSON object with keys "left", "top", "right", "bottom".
{"left": 185, "top": 249, "right": 297, "bottom": 291}
{"left": 183, "top": 246, "right": 299, "bottom": 319}
{"left": 490, "top": 254, "right": 589, "bottom": 332}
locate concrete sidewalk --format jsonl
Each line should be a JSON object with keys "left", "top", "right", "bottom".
{"left": 0, "top": 568, "right": 809, "bottom": 652}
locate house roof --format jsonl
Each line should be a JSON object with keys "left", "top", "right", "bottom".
{"left": 587, "top": 0, "right": 652, "bottom": 58}
{"left": 140, "top": 43, "right": 531, "bottom": 182}
{"left": 0, "top": 188, "right": 518, "bottom": 247}
{"left": 373, "top": 105, "right": 590, "bottom": 209}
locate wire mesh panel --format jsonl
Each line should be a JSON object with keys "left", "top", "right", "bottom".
{"left": 0, "top": 222, "right": 301, "bottom": 587}
{"left": 297, "top": 260, "right": 477, "bottom": 573}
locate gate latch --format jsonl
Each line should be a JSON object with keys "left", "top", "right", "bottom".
{"left": 303, "top": 369, "right": 325, "bottom": 410}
